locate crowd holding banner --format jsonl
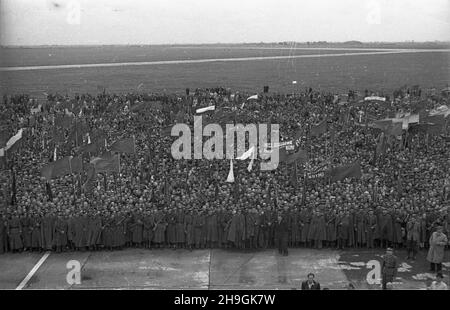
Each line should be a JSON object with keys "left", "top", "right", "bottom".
{"left": 0, "top": 86, "right": 449, "bottom": 255}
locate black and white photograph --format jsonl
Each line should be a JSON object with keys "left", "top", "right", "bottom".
{"left": 0, "top": 0, "right": 449, "bottom": 296}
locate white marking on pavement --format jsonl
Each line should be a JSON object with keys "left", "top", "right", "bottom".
{"left": 1, "top": 49, "right": 448, "bottom": 72}
{"left": 16, "top": 251, "right": 51, "bottom": 290}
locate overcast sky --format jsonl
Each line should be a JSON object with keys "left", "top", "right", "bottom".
{"left": 1, "top": 0, "right": 449, "bottom": 46}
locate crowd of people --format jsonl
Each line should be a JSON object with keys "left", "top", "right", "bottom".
{"left": 0, "top": 86, "right": 449, "bottom": 258}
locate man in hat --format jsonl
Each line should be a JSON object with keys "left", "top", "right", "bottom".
{"left": 381, "top": 247, "right": 398, "bottom": 290}
{"left": 427, "top": 225, "right": 448, "bottom": 273}
{"left": 274, "top": 212, "right": 290, "bottom": 256}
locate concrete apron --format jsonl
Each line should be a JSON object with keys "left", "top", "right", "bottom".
{"left": 0, "top": 248, "right": 353, "bottom": 290}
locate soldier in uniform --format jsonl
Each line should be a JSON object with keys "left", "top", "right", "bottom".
{"left": 274, "top": 213, "right": 290, "bottom": 256}
{"left": 381, "top": 247, "right": 398, "bottom": 290}
{"left": 406, "top": 215, "right": 420, "bottom": 260}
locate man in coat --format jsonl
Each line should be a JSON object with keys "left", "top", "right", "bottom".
{"left": 381, "top": 247, "right": 398, "bottom": 290}
{"left": 301, "top": 273, "right": 321, "bottom": 290}
{"left": 406, "top": 215, "right": 420, "bottom": 260}
{"left": 427, "top": 226, "right": 448, "bottom": 273}
{"left": 274, "top": 213, "right": 290, "bottom": 256}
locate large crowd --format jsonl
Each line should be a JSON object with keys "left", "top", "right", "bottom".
{"left": 0, "top": 86, "right": 449, "bottom": 255}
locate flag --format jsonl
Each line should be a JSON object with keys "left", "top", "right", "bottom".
{"left": 284, "top": 149, "right": 308, "bottom": 164}
{"left": 77, "top": 141, "right": 101, "bottom": 154}
{"left": 70, "top": 156, "right": 83, "bottom": 173}
{"left": 310, "top": 120, "right": 327, "bottom": 137}
{"left": 246, "top": 94, "right": 258, "bottom": 101}
{"left": 91, "top": 154, "right": 120, "bottom": 174}
{"left": 426, "top": 123, "right": 443, "bottom": 135}
{"left": 5, "top": 128, "right": 23, "bottom": 151}
{"left": 41, "top": 157, "right": 71, "bottom": 180}
{"left": 110, "top": 137, "right": 135, "bottom": 154}
{"left": 236, "top": 146, "right": 256, "bottom": 160}
{"left": 424, "top": 114, "right": 446, "bottom": 126}
{"left": 364, "top": 96, "right": 386, "bottom": 102}
{"left": 291, "top": 163, "right": 298, "bottom": 188}
{"left": 247, "top": 152, "right": 255, "bottom": 172}
{"left": 67, "top": 121, "right": 88, "bottom": 145}
{"left": 82, "top": 163, "right": 96, "bottom": 195}
{"left": 196, "top": 105, "right": 215, "bottom": 114}
{"left": 226, "top": 159, "right": 234, "bottom": 183}
{"left": 129, "top": 102, "right": 146, "bottom": 113}
{"left": 53, "top": 147, "right": 57, "bottom": 161}
{"left": 328, "top": 163, "right": 362, "bottom": 182}
{"left": 388, "top": 122, "right": 403, "bottom": 136}
{"left": 376, "top": 132, "right": 385, "bottom": 157}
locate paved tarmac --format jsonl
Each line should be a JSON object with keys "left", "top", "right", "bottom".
{"left": 0, "top": 248, "right": 448, "bottom": 290}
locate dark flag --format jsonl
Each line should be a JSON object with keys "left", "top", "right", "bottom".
{"left": 310, "top": 119, "right": 327, "bottom": 137}
{"left": 91, "top": 154, "right": 120, "bottom": 174}
{"left": 328, "top": 162, "right": 362, "bottom": 183}
{"left": 284, "top": 149, "right": 308, "bottom": 164}
{"left": 45, "top": 181, "right": 53, "bottom": 201}
{"left": 10, "top": 168, "right": 16, "bottom": 205}
{"left": 77, "top": 141, "right": 101, "bottom": 155}
{"left": 290, "top": 163, "right": 298, "bottom": 188}
{"left": 110, "top": 137, "right": 135, "bottom": 154}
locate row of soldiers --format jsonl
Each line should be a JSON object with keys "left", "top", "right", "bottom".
{"left": 1, "top": 207, "right": 446, "bottom": 255}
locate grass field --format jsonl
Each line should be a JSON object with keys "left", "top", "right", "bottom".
{"left": 0, "top": 45, "right": 448, "bottom": 98}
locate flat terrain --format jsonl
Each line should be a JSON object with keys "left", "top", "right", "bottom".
{"left": 0, "top": 248, "right": 448, "bottom": 290}
{"left": 0, "top": 45, "right": 448, "bottom": 98}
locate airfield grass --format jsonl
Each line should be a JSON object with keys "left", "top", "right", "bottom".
{"left": 1, "top": 50, "right": 448, "bottom": 98}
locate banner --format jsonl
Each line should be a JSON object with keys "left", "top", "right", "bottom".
{"left": 283, "top": 149, "right": 308, "bottom": 164}
{"left": 91, "top": 154, "right": 120, "bottom": 174}
{"left": 196, "top": 106, "right": 215, "bottom": 114}
{"left": 364, "top": 96, "right": 386, "bottom": 102}
{"left": 310, "top": 120, "right": 327, "bottom": 137}
{"left": 328, "top": 163, "right": 362, "bottom": 182}
{"left": 77, "top": 141, "right": 101, "bottom": 154}
{"left": 5, "top": 128, "right": 23, "bottom": 151}
{"left": 41, "top": 157, "right": 71, "bottom": 180}
{"left": 110, "top": 137, "right": 135, "bottom": 154}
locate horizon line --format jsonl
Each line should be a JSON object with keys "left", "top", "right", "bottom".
{"left": 2, "top": 41, "right": 450, "bottom": 49}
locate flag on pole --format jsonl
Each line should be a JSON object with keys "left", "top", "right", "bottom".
{"left": 5, "top": 128, "right": 23, "bottom": 151}
{"left": 41, "top": 156, "right": 72, "bottom": 180}
{"left": 236, "top": 146, "right": 256, "bottom": 160}
{"left": 328, "top": 162, "right": 362, "bottom": 182}
{"left": 247, "top": 151, "right": 256, "bottom": 172}
{"left": 110, "top": 137, "right": 135, "bottom": 154}
{"left": 284, "top": 149, "right": 308, "bottom": 164}
{"left": 90, "top": 154, "right": 120, "bottom": 174}
{"left": 364, "top": 96, "right": 386, "bottom": 102}
{"left": 196, "top": 105, "right": 215, "bottom": 114}
{"left": 226, "top": 159, "right": 235, "bottom": 183}
{"left": 310, "top": 120, "right": 327, "bottom": 137}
